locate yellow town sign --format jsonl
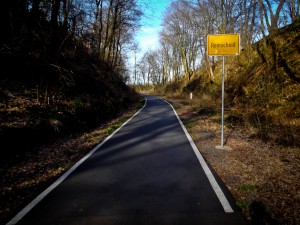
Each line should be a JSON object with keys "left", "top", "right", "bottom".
{"left": 207, "top": 34, "right": 240, "bottom": 56}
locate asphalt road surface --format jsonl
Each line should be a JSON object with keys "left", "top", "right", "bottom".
{"left": 7, "top": 95, "right": 246, "bottom": 225}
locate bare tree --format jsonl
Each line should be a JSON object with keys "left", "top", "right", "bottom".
{"left": 285, "top": 0, "right": 300, "bottom": 22}
{"left": 92, "top": 0, "right": 141, "bottom": 69}
{"left": 259, "top": 0, "right": 286, "bottom": 36}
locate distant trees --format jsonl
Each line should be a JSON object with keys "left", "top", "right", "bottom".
{"left": 137, "top": 0, "right": 299, "bottom": 86}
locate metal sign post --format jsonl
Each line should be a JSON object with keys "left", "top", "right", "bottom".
{"left": 207, "top": 34, "right": 240, "bottom": 150}
{"left": 221, "top": 56, "right": 225, "bottom": 148}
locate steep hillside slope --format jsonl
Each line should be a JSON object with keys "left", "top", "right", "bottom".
{"left": 228, "top": 18, "right": 300, "bottom": 146}
{"left": 0, "top": 44, "right": 139, "bottom": 160}
{"left": 178, "top": 18, "right": 300, "bottom": 147}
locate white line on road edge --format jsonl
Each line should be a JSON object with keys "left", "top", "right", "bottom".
{"left": 163, "top": 98, "right": 234, "bottom": 213}
{"left": 6, "top": 97, "right": 147, "bottom": 225}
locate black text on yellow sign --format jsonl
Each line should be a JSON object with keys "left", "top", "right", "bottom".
{"left": 207, "top": 34, "right": 240, "bottom": 56}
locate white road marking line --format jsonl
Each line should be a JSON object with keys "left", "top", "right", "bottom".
{"left": 163, "top": 98, "right": 234, "bottom": 213}
{"left": 6, "top": 98, "right": 147, "bottom": 225}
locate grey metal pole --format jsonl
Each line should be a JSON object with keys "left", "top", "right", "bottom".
{"left": 221, "top": 56, "right": 225, "bottom": 147}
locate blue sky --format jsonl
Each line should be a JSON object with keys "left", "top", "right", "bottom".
{"left": 135, "top": 0, "right": 172, "bottom": 56}
{"left": 128, "top": 0, "right": 172, "bottom": 80}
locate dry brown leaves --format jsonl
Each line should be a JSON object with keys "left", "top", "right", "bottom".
{"left": 172, "top": 97, "right": 300, "bottom": 225}
{"left": 1, "top": 97, "right": 299, "bottom": 225}
{"left": 0, "top": 104, "right": 140, "bottom": 225}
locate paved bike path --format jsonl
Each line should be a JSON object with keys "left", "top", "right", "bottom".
{"left": 7, "top": 95, "right": 246, "bottom": 225}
